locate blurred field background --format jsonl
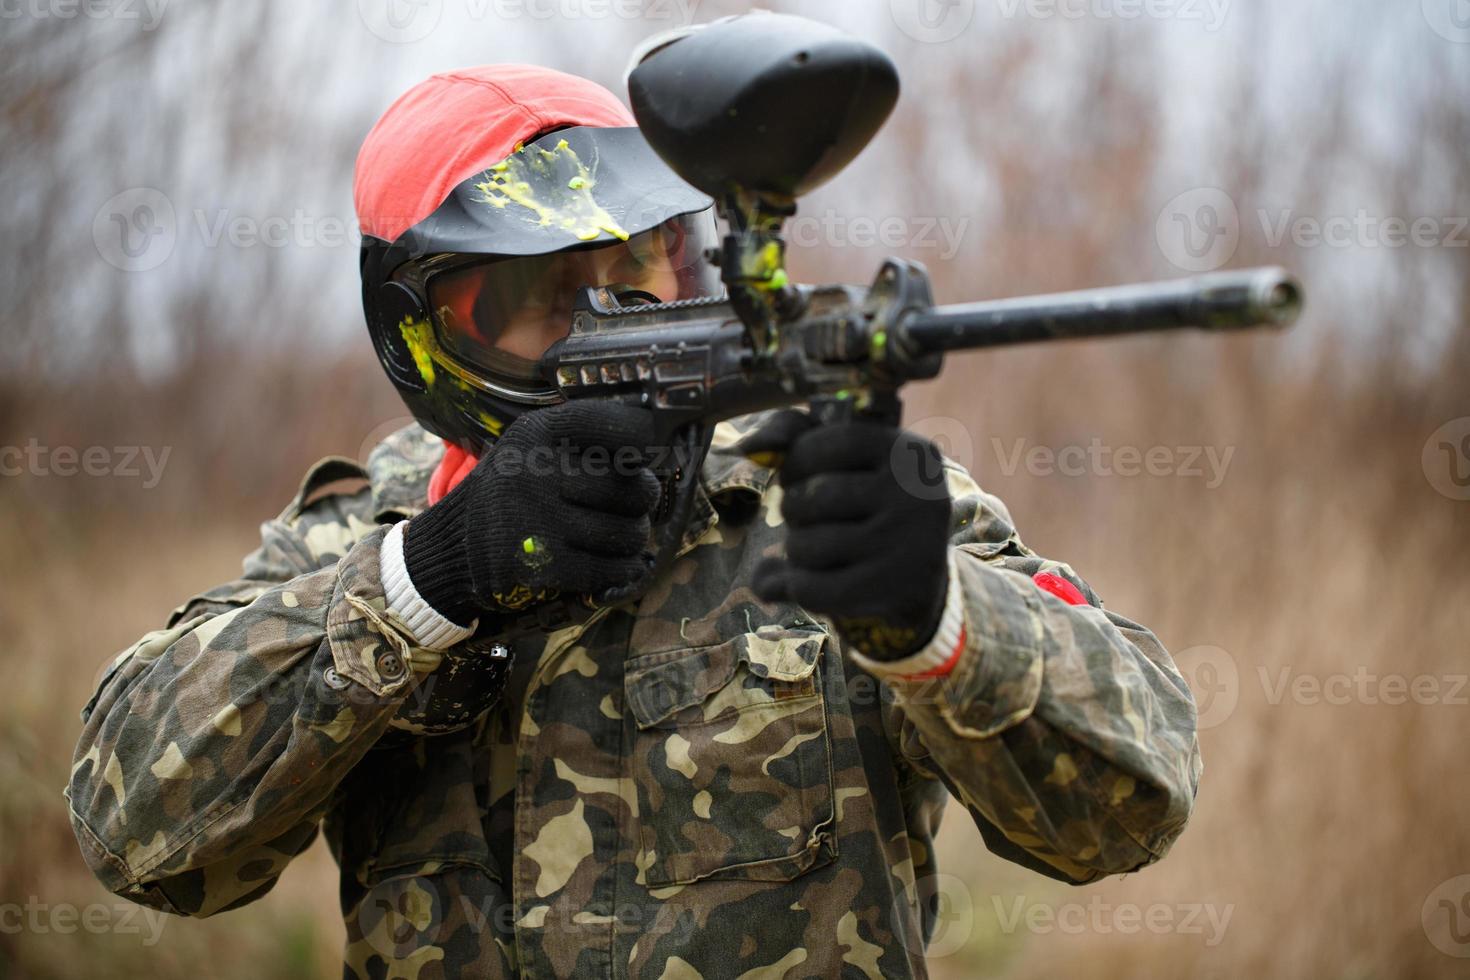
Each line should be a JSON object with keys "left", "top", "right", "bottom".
{"left": 2, "top": 1, "right": 1468, "bottom": 977}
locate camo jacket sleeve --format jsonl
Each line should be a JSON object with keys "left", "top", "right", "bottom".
{"left": 858, "top": 461, "right": 1202, "bottom": 884}
{"left": 66, "top": 469, "right": 434, "bottom": 916}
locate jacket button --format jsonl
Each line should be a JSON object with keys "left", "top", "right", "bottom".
{"left": 377, "top": 651, "right": 406, "bottom": 680}
{"left": 323, "top": 666, "right": 351, "bottom": 691}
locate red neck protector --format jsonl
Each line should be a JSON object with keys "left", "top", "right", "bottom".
{"left": 427, "top": 440, "right": 480, "bottom": 506}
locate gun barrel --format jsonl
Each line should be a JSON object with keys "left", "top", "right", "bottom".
{"left": 899, "top": 266, "right": 1302, "bottom": 354}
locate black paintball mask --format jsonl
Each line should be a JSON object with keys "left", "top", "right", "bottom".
{"left": 362, "top": 126, "right": 721, "bottom": 455}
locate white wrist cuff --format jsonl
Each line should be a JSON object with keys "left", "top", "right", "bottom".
{"left": 852, "top": 550, "right": 966, "bottom": 679}
{"left": 380, "top": 521, "right": 478, "bottom": 651}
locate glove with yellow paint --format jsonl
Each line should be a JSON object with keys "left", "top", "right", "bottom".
{"left": 403, "top": 401, "right": 662, "bottom": 625}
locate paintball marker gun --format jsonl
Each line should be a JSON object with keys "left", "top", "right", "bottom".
{"left": 539, "top": 13, "right": 1302, "bottom": 605}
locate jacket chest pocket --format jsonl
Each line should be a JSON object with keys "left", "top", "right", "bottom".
{"left": 625, "top": 625, "right": 838, "bottom": 887}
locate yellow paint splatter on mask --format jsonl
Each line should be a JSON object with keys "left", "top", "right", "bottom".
{"left": 474, "top": 138, "right": 630, "bottom": 243}
{"left": 398, "top": 316, "right": 436, "bottom": 386}
{"left": 478, "top": 411, "right": 506, "bottom": 437}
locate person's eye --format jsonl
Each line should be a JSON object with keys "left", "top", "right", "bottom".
{"left": 610, "top": 254, "right": 654, "bottom": 284}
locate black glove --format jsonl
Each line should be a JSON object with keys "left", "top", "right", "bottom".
{"left": 750, "top": 413, "right": 953, "bottom": 660}
{"left": 403, "top": 401, "right": 661, "bottom": 624}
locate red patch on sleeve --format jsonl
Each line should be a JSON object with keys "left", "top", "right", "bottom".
{"left": 1033, "top": 572, "right": 1088, "bottom": 607}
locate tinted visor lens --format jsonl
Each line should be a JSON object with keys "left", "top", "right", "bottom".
{"left": 426, "top": 211, "right": 721, "bottom": 383}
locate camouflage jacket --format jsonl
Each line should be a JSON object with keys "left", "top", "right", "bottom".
{"left": 67, "top": 417, "right": 1201, "bottom": 979}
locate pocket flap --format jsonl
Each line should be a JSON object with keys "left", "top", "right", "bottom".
{"left": 626, "top": 626, "right": 826, "bottom": 728}
{"left": 735, "top": 625, "right": 825, "bottom": 682}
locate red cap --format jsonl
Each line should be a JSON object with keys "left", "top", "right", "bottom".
{"left": 354, "top": 65, "right": 636, "bottom": 244}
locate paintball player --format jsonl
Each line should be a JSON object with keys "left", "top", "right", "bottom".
{"left": 67, "top": 61, "right": 1201, "bottom": 979}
